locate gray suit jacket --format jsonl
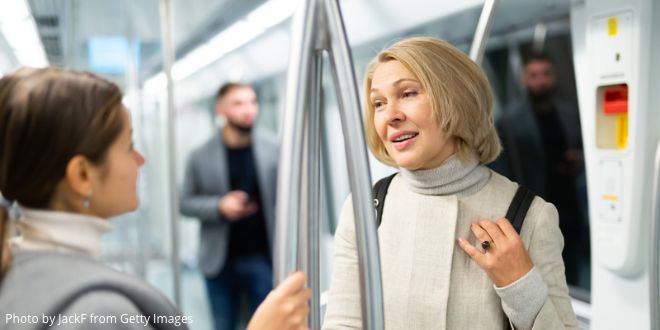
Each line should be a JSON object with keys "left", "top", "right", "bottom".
{"left": 179, "top": 129, "right": 278, "bottom": 277}
{"left": 492, "top": 97, "right": 582, "bottom": 198}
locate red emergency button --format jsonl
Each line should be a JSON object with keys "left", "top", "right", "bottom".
{"left": 603, "top": 84, "right": 628, "bottom": 114}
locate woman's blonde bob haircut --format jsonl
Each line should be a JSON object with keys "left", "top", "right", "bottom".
{"left": 364, "top": 37, "right": 501, "bottom": 167}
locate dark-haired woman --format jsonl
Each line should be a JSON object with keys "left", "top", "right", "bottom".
{"left": 0, "top": 68, "right": 309, "bottom": 330}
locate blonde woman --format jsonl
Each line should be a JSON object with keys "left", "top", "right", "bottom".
{"left": 323, "top": 37, "right": 578, "bottom": 329}
{"left": 0, "top": 68, "right": 309, "bottom": 330}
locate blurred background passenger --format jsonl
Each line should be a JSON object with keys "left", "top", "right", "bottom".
{"left": 0, "top": 68, "right": 306, "bottom": 330}
{"left": 491, "top": 53, "right": 588, "bottom": 288}
{"left": 179, "top": 82, "right": 278, "bottom": 330}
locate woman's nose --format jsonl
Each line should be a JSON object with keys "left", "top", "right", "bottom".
{"left": 384, "top": 102, "right": 405, "bottom": 123}
{"left": 135, "top": 151, "right": 146, "bottom": 166}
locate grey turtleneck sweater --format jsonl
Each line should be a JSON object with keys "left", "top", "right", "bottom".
{"left": 323, "top": 155, "right": 578, "bottom": 330}
{"left": 399, "top": 155, "right": 491, "bottom": 197}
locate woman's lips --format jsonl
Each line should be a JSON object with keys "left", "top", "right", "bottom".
{"left": 392, "top": 135, "right": 417, "bottom": 151}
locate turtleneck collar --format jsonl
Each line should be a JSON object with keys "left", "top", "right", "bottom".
{"left": 399, "top": 154, "right": 491, "bottom": 197}
{"left": 10, "top": 206, "right": 113, "bottom": 258}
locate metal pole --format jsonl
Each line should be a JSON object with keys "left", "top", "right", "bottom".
{"left": 532, "top": 22, "right": 547, "bottom": 53}
{"left": 469, "top": 0, "right": 499, "bottom": 65}
{"left": 650, "top": 141, "right": 660, "bottom": 330}
{"left": 298, "top": 50, "right": 314, "bottom": 327}
{"left": 321, "top": 117, "right": 337, "bottom": 229}
{"left": 158, "top": 0, "right": 181, "bottom": 306}
{"left": 307, "top": 50, "right": 323, "bottom": 330}
{"left": 277, "top": 1, "right": 384, "bottom": 328}
{"left": 274, "top": 0, "right": 317, "bottom": 284}
{"left": 324, "top": 0, "right": 384, "bottom": 328}
{"left": 299, "top": 82, "right": 311, "bottom": 325}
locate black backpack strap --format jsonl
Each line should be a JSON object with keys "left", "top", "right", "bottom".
{"left": 373, "top": 173, "right": 397, "bottom": 227}
{"left": 503, "top": 185, "right": 536, "bottom": 329}
{"left": 505, "top": 185, "right": 535, "bottom": 234}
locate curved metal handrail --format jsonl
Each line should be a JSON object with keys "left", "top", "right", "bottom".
{"left": 650, "top": 141, "right": 660, "bottom": 330}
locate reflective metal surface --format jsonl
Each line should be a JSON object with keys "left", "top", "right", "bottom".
{"left": 651, "top": 141, "right": 660, "bottom": 330}
{"left": 275, "top": 0, "right": 384, "bottom": 328}
{"left": 469, "top": 0, "right": 498, "bottom": 64}
{"left": 324, "top": 0, "right": 384, "bottom": 327}
{"left": 158, "top": 0, "right": 181, "bottom": 307}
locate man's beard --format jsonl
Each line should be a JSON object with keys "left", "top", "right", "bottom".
{"left": 528, "top": 89, "right": 553, "bottom": 107}
{"left": 227, "top": 119, "right": 253, "bottom": 134}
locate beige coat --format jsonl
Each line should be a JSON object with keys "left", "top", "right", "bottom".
{"left": 323, "top": 171, "right": 578, "bottom": 329}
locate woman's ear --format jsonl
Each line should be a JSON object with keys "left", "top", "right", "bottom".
{"left": 64, "top": 155, "right": 94, "bottom": 198}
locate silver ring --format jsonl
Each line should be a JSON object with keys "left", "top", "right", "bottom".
{"left": 481, "top": 240, "right": 491, "bottom": 251}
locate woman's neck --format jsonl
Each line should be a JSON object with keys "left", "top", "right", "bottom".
{"left": 12, "top": 206, "right": 112, "bottom": 258}
{"left": 398, "top": 154, "right": 491, "bottom": 197}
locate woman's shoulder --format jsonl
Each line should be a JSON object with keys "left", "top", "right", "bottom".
{"left": 474, "top": 170, "right": 558, "bottom": 233}
{"left": 60, "top": 289, "right": 148, "bottom": 326}
{"left": 483, "top": 170, "right": 518, "bottom": 194}
{"left": 8, "top": 251, "right": 146, "bottom": 285}
{"left": 463, "top": 170, "right": 519, "bottom": 212}
{"left": 1, "top": 251, "right": 178, "bottom": 322}
{"left": 481, "top": 170, "right": 554, "bottom": 208}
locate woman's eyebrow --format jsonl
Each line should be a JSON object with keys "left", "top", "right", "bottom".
{"left": 370, "top": 78, "right": 419, "bottom": 92}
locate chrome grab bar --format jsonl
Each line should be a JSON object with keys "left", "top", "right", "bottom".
{"left": 274, "top": 0, "right": 384, "bottom": 328}
{"left": 158, "top": 0, "right": 182, "bottom": 307}
{"left": 469, "top": 0, "right": 499, "bottom": 64}
{"left": 650, "top": 140, "right": 660, "bottom": 330}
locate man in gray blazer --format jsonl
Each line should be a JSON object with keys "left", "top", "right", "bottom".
{"left": 491, "top": 53, "right": 588, "bottom": 289}
{"left": 180, "top": 82, "right": 278, "bottom": 330}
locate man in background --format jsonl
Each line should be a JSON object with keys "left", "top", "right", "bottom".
{"left": 493, "top": 53, "right": 588, "bottom": 287}
{"left": 180, "top": 82, "right": 278, "bottom": 330}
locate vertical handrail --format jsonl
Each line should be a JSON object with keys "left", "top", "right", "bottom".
{"left": 650, "top": 141, "right": 660, "bottom": 330}
{"left": 307, "top": 50, "right": 323, "bottom": 330}
{"left": 158, "top": 0, "right": 181, "bottom": 307}
{"left": 277, "top": 0, "right": 385, "bottom": 329}
{"left": 324, "top": 0, "right": 385, "bottom": 328}
{"left": 469, "top": 0, "right": 499, "bottom": 65}
{"left": 275, "top": 0, "right": 316, "bottom": 283}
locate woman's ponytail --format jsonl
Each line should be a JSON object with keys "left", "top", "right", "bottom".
{"left": 0, "top": 206, "right": 10, "bottom": 276}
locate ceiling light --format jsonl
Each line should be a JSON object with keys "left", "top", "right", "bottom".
{"left": 144, "top": 0, "right": 296, "bottom": 90}
{"left": 246, "top": 0, "right": 296, "bottom": 30}
{"left": 0, "top": 0, "right": 48, "bottom": 68}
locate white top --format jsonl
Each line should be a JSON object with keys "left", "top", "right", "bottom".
{"left": 10, "top": 206, "right": 112, "bottom": 258}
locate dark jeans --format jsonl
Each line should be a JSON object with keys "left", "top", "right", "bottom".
{"left": 204, "top": 254, "right": 273, "bottom": 330}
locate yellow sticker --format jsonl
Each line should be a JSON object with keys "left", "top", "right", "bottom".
{"left": 616, "top": 113, "right": 628, "bottom": 149}
{"left": 602, "top": 194, "right": 619, "bottom": 201}
{"left": 608, "top": 17, "right": 618, "bottom": 36}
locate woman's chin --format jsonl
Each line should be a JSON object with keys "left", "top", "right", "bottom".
{"left": 116, "top": 198, "right": 140, "bottom": 216}
{"left": 129, "top": 198, "right": 139, "bottom": 211}
{"left": 392, "top": 157, "right": 421, "bottom": 171}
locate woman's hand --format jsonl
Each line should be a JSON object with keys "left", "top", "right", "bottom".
{"left": 247, "top": 272, "right": 312, "bottom": 330}
{"left": 457, "top": 218, "right": 534, "bottom": 287}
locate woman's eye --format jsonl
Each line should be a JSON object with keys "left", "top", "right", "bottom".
{"left": 373, "top": 101, "right": 384, "bottom": 109}
{"left": 403, "top": 90, "right": 418, "bottom": 98}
